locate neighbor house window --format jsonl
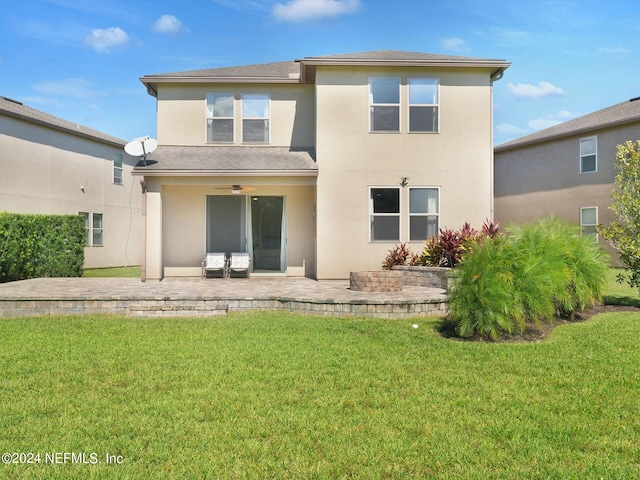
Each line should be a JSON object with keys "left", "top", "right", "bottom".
{"left": 113, "top": 153, "right": 123, "bottom": 184}
{"left": 79, "top": 212, "right": 103, "bottom": 246}
{"left": 370, "top": 187, "right": 400, "bottom": 241}
{"left": 580, "top": 207, "right": 598, "bottom": 239}
{"left": 80, "top": 212, "right": 90, "bottom": 246}
{"left": 92, "top": 213, "right": 103, "bottom": 246}
{"left": 370, "top": 77, "right": 400, "bottom": 132}
{"left": 242, "top": 94, "right": 270, "bottom": 143}
{"left": 206, "top": 93, "right": 234, "bottom": 143}
{"left": 409, "top": 187, "right": 439, "bottom": 241}
{"left": 409, "top": 78, "right": 439, "bottom": 132}
{"left": 580, "top": 136, "right": 597, "bottom": 173}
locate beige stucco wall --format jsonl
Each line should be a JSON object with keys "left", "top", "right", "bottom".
{"left": 156, "top": 83, "right": 315, "bottom": 148}
{"left": 314, "top": 66, "right": 495, "bottom": 279}
{"left": 0, "top": 115, "right": 142, "bottom": 269}
{"left": 142, "top": 176, "right": 315, "bottom": 279}
{"left": 494, "top": 122, "right": 640, "bottom": 259}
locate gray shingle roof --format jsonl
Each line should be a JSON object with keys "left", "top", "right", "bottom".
{"left": 141, "top": 60, "right": 300, "bottom": 80}
{"left": 0, "top": 96, "right": 126, "bottom": 146}
{"left": 140, "top": 50, "right": 510, "bottom": 95}
{"left": 301, "top": 49, "right": 507, "bottom": 64}
{"left": 495, "top": 98, "right": 640, "bottom": 152}
{"left": 132, "top": 146, "right": 317, "bottom": 176}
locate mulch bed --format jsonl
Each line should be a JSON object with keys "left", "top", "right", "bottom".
{"left": 438, "top": 304, "right": 640, "bottom": 343}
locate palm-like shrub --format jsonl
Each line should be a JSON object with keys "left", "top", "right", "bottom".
{"left": 448, "top": 217, "right": 609, "bottom": 340}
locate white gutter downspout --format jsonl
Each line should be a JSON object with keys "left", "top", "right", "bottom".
{"left": 489, "top": 69, "right": 506, "bottom": 222}
{"left": 140, "top": 178, "right": 147, "bottom": 282}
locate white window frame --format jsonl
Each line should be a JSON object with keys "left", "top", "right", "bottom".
{"left": 79, "top": 212, "right": 103, "bottom": 247}
{"left": 580, "top": 207, "right": 598, "bottom": 240}
{"left": 206, "top": 93, "right": 235, "bottom": 143}
{"left": 92, "top": 213, "right": 103, "bottom": 247}
{"left": 580, "top": 136, "right": 597, "bottom": 174}
{"left": 242, "top": 93, "right": 270, "bottom": 144}
{"left": 113, "top": 153, "right": 123, "bottom": 185}
{"left": 408, "top": 78, "right": 439, "bottom": 133}
{"left": 369, "top": 77, "right": 401, "bottom": 133}
{"left": 369, "top": 186, "right": 401, "bottom": 242}
{"left": 80, "top": 212, "right": 90, "bottom": 246}
{"left": 408, "top": 187, "right": 440, "bottom": 241}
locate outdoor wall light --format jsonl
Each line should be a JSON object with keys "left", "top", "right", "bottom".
{"left": 400, "top": 177, "right": 409, "bottom": 187}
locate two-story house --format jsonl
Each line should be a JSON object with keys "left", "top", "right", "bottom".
{"left": 0, "top": 96, "right": 141, "bottom": 269}
{"left": 135, "top": 50, "right": 510, "bottom": 280}
{"left": 494, "top": 97, "right": 640, "bottom": 259}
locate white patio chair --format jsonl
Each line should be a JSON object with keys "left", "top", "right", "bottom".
{"left": 202, "top": 252, "right": 227, "bottom": 278}
{"left": 228, "top": 252, "right": 250, "bottom": 278}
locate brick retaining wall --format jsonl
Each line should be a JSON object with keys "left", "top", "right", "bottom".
{"left": 350, "top": 271, "right": 403, "bottom": 292}
{"left": 391, "top": 266, "right": 451, "bottom": 289}
{"left": 0, "top": 295, "right": 447, "bottom": 319}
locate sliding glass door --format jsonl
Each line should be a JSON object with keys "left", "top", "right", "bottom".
{"left": 206, "top": 195, "right": 285, "bottom": 273}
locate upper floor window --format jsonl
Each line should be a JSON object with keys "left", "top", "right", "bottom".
{"left": 409, "top": 187, "right": 439, "bottom": 240}
{"left": 370, "top": 187, "right": 400, "bottom": 241}
{"left": 242, "top": 94, "right": 270, "bottom": 143}
{"left": 580, "top": 136, "right": 597, "bottom": 173}
{"left": 580, "top": 207, "right": 598, "bottom": 239}
{"left": 113, "top": 153, "right": 123, "bottom": 184}
{"left": 206, "top": 93, "right": 234, "bottom": 143}
{"left": 370, "top": 77, "right": 400, "bottom": 132}
{"left": 409, "top": 78, "right": 439, "bottom": 133}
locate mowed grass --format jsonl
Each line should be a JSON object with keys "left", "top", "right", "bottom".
{"left": 1, "top": 309, "right": 640, "bottom": 479}
{"left": 603, "top": 268, "right": 640, "bottom": 307}
{"left": 82, "top": 266, "right": 141, "bottom": 278}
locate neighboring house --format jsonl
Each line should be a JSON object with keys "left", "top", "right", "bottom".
{"left": 0, "top": 96, "right": 142, "bottom": 269}
{"left": 136, "top": 50, "right": 510, "bottom": 280}
{"left": 494, "top": 97, "right": 640, "bottom": 258}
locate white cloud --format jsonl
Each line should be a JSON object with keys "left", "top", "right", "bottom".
{"left": 528, "top": 117, "right": 563, "bottom": 130}
{"left": 597, "top": 47, "right": 630, "bottom": 54}
{"left": 528, "top": 110, "right": 575, "bottom": 131}
{"left": 496, "top": 123, "right": 527, "bottom": 135}
{"left": 31, "top": 78, "right": 102, "bottom": 100}
{"left": 440, "top": 37, "right": 467, "bottom": 52}
{"left": 84, "top": 27, "right": 129, "bottom": 52}
{"left": 273, "top": 0, "right": 361, "bottom": 22}
{"left": 152, "top": 14, "right": 188, "bottom": 34}
{"left": 507, "top": 81, "right": 565, "bottom": 99}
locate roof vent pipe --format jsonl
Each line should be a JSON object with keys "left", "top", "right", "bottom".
{"left": 630, "top": 96, "right": 640, "bottom": 102}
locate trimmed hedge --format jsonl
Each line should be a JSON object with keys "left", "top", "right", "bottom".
{"left": 0, "top": 212, "right": 85, "bottom": 282}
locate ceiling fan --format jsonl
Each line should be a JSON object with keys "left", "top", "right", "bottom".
{"left": 213, "top": 184, "right": 257, "bottom": 194}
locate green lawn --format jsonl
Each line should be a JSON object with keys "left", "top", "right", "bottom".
{"left": 82, "top": 266, "right": 141, "bottom": 278}
{"left": 1, "top": 309, "right": 639, "bottom": 479}
{"left": 603, "top": 268, "right": 640, "bottom": 307}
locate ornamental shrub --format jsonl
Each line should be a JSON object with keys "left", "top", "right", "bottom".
{"left": 0, "top": 213, "right": 85, "bottom": 282}
{"left": 417, "top": 220, "right": 500, "bottom": 267}
{"left": 448, "top": 217, "right": 609, "bottom": 340}
{"left": 599, "top": 140, "right": 640, "bottom": 292}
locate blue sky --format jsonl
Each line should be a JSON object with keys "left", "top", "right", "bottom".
{"left": 1, "top": 0, "right": 638, "bottom": 146}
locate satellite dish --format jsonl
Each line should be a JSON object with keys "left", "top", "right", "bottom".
{"left": 125, "top": 136, "right": 157, "bottom": 166}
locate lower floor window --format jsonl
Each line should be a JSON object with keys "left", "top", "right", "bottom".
{"left": 80, "top": 212, "right": 103, "bottom": 246}
{"left": 369, "top": 186, "right": 440, "bottom": 242}
{"left": 580, "top": 207, "right": 597, "bottom": 239}
{"left": 409, "top": 187, "right": 439, "bottom": 241}
{"left": 370, "top": 187, "right": 400, "bottom": 241}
